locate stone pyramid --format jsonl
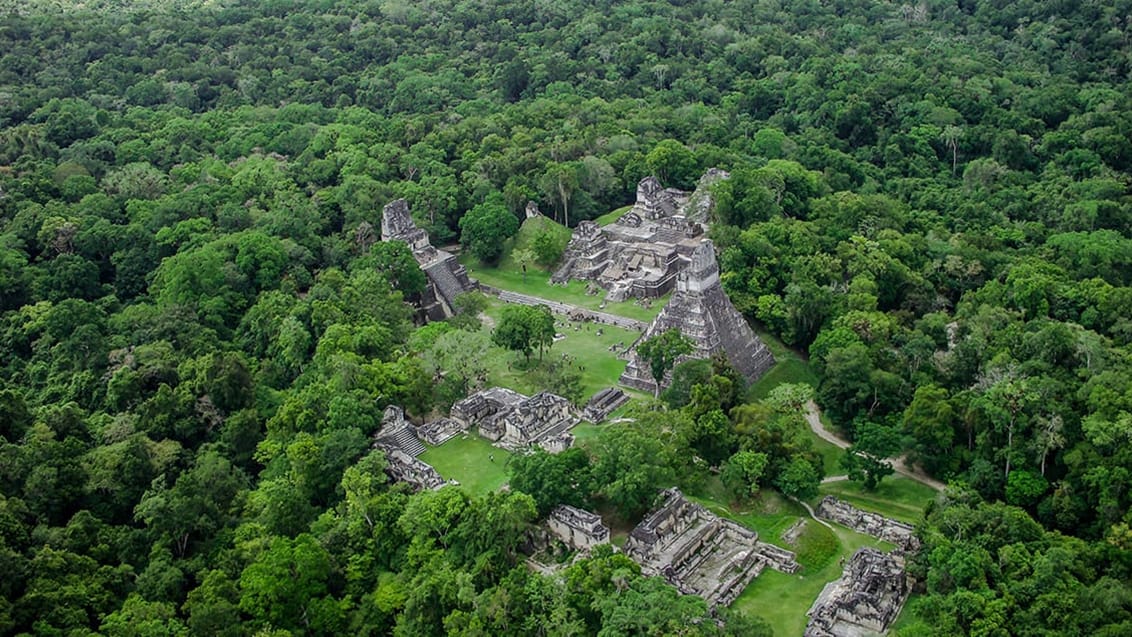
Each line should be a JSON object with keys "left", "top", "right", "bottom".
{"left": 619, "top": 240, "right": 775, "bottom": 393}
{"left": 381, "top": 199, "right": 476, "bottom": 320}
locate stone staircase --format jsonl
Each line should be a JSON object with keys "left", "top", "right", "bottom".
{"left": 385, "top": 426, "right": 426, "bottom": 457}
{"left": 424, "top": 258, "right": 469, "bottom": 311}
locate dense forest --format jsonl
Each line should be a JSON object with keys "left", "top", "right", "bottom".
{"left": 2, "top": 0, "right": 1132, "bottom": 634}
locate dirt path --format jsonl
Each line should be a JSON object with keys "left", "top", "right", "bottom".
{"left": 790, "top": 495, "right": 835, "bottom": 531}
{"left": 805, "top": 401, "right": 946, "bottom": 492}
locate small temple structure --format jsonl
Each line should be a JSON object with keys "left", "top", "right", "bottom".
{"left": 624, "top": 488, "right": 800, "bottom": 608}
{"left": 381, "top": 199, "right": 477, "bottom": 320}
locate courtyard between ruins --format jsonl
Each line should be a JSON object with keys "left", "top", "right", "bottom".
{"left": 376, "top": 182, "right": 934, "bottom": 635}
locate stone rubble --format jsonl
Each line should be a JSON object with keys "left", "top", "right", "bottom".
{"left": 805, "top": 547, "right": 910, "bottom": 637}
{"left": 451, "top": 387, "right": 579, "bottom": 452}
{"left": 372, "top": 405, "right": 447, "bottom": 491}
{"left": 547, "top": 505, "right": 610, "bottom": 551}
{"left": 816, "top": 496, "right": 921, "bottom": 553}
{"left": 582, "top": 387, "right": 630, "bottom": 423}
{"left": 551, "top": 174, "right": 721, "bottom": 303}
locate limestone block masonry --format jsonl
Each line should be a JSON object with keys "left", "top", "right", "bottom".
{"left": 625, "top": 488, "right": 800, "bottom": 608}
{"left": 547, "top": 505, "right": 610, "bottom": 551}
{"left": 381, "top": 199, "right": 477, "bottom": 320}
{"left": 805, "top": 547, "right": 911, "bottom": 637}
{"left": 619, "top": 240, "right": 776, "bottom": 394}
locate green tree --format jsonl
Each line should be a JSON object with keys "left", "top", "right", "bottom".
{"left": 636, "top": 329, "right": 694, "bottom": 397}
{"left": 841, "top": 422, "right": 902, "bottom": 490}
{"left": 720, "top": 451, "right": 770, "bottom": 502}
{"left": 239, "top": 533, "right": 345, "bottom": 634}
{"left": 508, "top": 448, "right": 593, "bottom": 517}
{"left": 588, "top": 425, "right": 676, "bottom": 518}
{"left": 645, "top": 139, "right": 698, "bottom": 190}
{"left": 492, "top": 305, "right": 555, "bottom": 364}
{"left": 459, "top": 192, "right": 519, "bottom": 264}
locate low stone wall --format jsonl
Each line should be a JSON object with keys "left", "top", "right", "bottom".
{"left": 816, "top": 496, "right": 921, "bottom": 553}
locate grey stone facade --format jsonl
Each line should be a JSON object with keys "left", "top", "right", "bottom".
{"left": 625, "top": 488, "right": 800, "bottom": 608}
{"left": 805, "top": 548, "right": 910, "bottom": 637}
{"left": 451, "top": 387, "right": 579, "bottom": 452}
{"left": 381, "top": 199, "right": 477, "bottom": 320}
{"left": 547, "top": 505, "right": 610, "bottom": 551}
{"left": 551, "top": 174, "right": 722, "bottom": 302}
{"left": 583, "top": 387, "right": 630, "bottom": 423}
{"left": 619, "top": 240, "right": 776, "bottom": 393}
{"left": 383, "top": 448, "right": 448, "bottom": 491}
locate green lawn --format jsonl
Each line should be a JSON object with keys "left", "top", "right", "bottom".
{"left": 593, "top": 204, "right": 633, "bottom": 226}
{"left": 465, "top": 257, "right": 667, "bottom": 322}
{"left": 418, "top": 433, "right": 511, "bottom": 496}
{"left": 481, "top": 300, "right": 641, "bottom": 399}
{"left": 816, "top": 477, "right": 937, "bottom": 525}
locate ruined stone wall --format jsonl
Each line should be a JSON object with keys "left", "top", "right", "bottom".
{"left": 816, "top": 496, "right": 920, "bottom": 552}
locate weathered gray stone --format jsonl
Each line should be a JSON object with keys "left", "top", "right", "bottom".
{"left": 551, "top": 173, "right": 724, "bottom": 302}
{"left": 619, "top": 240, "right": 776, "bottom": 393}
{"left": 547, "top": 505, "right": 610, "bottom": 550}
{"left": 373, "top": 405, "right": 425, "bottom": 457}
{"left": 383, "top": 448, "right": 448, "bottom": 491}
{"left": 451, "top": 387, "right": 579, "bottom": 451}
{"left": 816, "top": 496, "right": 921, "bottom": 553}
{"left": 805, "top": 548, "right": 910, "bottom": 637}
{"left": 625, "top": 488, "right": 800, "bottom": 608}
{"left": 583, "top": 387, "right": 630, "bottom": 423}
{"left": 416, "top": 417, "right": 468, "bottom": 446}
{"left": 381, "top": 198, "right": 477, "bottom": 320}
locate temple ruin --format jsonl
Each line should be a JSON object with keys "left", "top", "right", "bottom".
{"left": 625, "top": 488, "right": 800, "bottom": 608}
{"left": 805, "top": 547, "right": 911, "bottom": 637}
{"left": 450, "top": 387, "right": 580, "bottom": 452}
{"left": 583, "top": 387, "right": 630, "bottom": 423}
{"left": 619, "top": 240, "right": 776, "bottom": 393}
{"left": 816, "top": 496, "right": 921, "bottom": 553}
{"left": 551, "top": 173, "right": 729, "bottom": 302}
{"left": 381, "top": 198, "right": 477, "bottom": 320}
{"left": 372, "top": 406, "right": 447, "bottom": 490}
{"left": 547, "top": 505, "right": 610, "bottom": 551}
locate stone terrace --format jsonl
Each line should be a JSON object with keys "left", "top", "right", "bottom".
{"left": 625, "top": 488, "right": 800, "bottom": 608}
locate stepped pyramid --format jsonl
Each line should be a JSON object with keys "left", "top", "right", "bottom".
{"left": 619, "top": 240, "right": 775, "bottom": 393}
{"left": 381, "top": 199, "right": 477, "bottom": 320}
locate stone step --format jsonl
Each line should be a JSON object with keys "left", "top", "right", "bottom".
{"left": 390, "top": 427, "right": 426, "bottom": 457}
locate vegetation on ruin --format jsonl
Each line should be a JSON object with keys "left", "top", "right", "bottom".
{"left": 2, "top": 0, "right": 1132, "bottom": 635}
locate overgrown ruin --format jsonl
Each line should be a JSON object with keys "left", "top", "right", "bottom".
{"left": 816, "top": 496, "right": 921, "bottom": 553}
{"left": 805, "top": 547, "right": 911, "bottom": 637}
{"left": 450, "top": 387, "right": 579, "bottom": 452}
{"left": 381, "top": 198, "right": 477, "bottom": 320}
{"left": 547, "top": 505, "right": 610, "bottom": 551}
{"left": 619, "top": 240, "right": 776, "bottom": 393}
{"left": 624, "top": 488, "right": 800, "bottom": 608}
{"left": 373, "top": 406, "right": 447, "bottom": 491}
{"left": 582, "top": 387, "right": 630, "bottom": 423}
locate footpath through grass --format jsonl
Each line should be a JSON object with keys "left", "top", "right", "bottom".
{"left": 418, "top": 433, "right": 511, "bottom": 496}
